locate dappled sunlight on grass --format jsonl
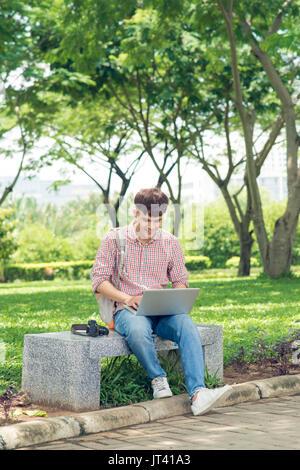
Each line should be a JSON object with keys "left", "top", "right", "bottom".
{"left": 0, "top": 268, "right": 300, "bottom": 389}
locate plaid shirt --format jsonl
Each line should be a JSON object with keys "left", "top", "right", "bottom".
{"left": 91, "top": 220, "right": 189, "bottom": 316}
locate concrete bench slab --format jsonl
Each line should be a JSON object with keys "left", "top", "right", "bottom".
{"left": 22, "top": 324, "right": 223, "bottom": 412}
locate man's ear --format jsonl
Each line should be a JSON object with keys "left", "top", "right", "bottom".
{"left": 133, "top": 208, "right": 139, "bottom": 218}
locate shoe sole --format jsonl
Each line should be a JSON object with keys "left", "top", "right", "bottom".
{"left": 191, "top": 386, "right": 233, "bottom": 416}
{"left": 153, "top": 391, "right": 173, "bottom": 399}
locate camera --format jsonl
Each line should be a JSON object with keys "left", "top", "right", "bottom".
{"left": 86, "top": 320, "right": 109, "bottom": 337}
{"left": 71, "top": 320, "right": 109, "bottom": 337}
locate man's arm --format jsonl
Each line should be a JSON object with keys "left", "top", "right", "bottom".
{"left": 167, "top": 238, "right": 189, "bottom": 288}
{"left": 91, "top": 231, "right": 142, "bottom": 310}
{"left": 97, "top": 280, "right": 142, "bottom": 310}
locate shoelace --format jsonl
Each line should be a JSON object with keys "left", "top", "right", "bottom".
{"left": 153, "top": 378, "right": 166, "bottom": 390}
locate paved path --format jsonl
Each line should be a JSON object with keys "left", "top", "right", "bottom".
{"left": 20, "top": 394, "right": 300, "bottom": 450}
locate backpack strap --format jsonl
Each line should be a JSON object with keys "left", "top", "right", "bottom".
{"left": 114, "top": 226, "right": 127, "bottom": 289}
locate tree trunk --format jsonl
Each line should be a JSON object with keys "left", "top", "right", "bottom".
{"left": 267, "top": 218, "right": 292, "bottom": 277}
{"left": 265, "top": 186, "right": 300, "bottom": 277}
{"left": 218, "top": 0, "right": 270, "bottom": 269}
{"left": 238, "top": 229, "right": 254, "bottom": 276}
{"left": 239, "top": 15, "right": 300, "bottom": 278}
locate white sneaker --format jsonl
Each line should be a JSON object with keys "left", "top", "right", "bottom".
{"left": 191, "top": 385, "right": 233, "bottom": 416}
{"left": 151, "top": 377, "right": 173, "bottom": 399}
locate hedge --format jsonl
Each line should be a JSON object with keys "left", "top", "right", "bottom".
{"left": 225, "top": 256, "right": 260, "bottom": 269}
{"left": 185, "top": 255, "right": 211, "bottom": 270}
{"left": 3, "top": 261, "right": 94, "bottom": 282}
{"left": 2, "top": 256, "right": 212, "bottom": 282}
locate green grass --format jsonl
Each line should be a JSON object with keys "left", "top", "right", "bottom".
{"left": 0, "top": 268, "right": 300, "bottom": 405}
{"left": 190, "top": 267, "right": 300, "bottom": 364}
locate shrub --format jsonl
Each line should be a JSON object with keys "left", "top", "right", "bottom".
{"left": 0, "top": 208, "right": 18, "bottom": 264}
{"left": 225, "top": 256, "right": 260, "bottom": 269}
{"left": 69, "top": 229, "right": 100, "bottom": 261}
{"left": 13, "top": 222, "right": 74, "bottom": 263}
{"left": 3, "top": 261, "right": 94, "bottom": 282}
{"left": 3, "top": 255, "right": 211, "bottom": 282}
{"left": 228, "top": 329, "right": 300, "bottom": 376}
{"left": 292, "top": 246, "right": 300, "bottom": 265}
{"left": 185, "top": 255, "right": 211, "bottom": 270}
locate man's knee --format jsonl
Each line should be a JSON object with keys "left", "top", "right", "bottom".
{"left": 125, "top": 316, "right": 153, "bottom": 341}
{"left": 168, "top": 314, "right": 199, "bottom": 343}
{"left": 172, "top": 313, "right": 194, "bottom": 330}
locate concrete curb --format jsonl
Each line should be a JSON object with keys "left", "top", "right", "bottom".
{"left": 1, "top": 374, "right": 300, "bottom": 450}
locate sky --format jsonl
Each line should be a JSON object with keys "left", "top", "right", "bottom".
{"left": 1, "top": 129, "right": 212, "bottom": 203}
{"left": 1, "top": 124, "right": 286, "bottom": 206}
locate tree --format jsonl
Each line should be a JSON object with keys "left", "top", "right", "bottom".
{"left": 139, "top": 1, "right": 285, "bottom": 273}
{"left": 30, "top": 2, "right": 211, "bottom": 235}
{"left": 217, "top": 0, "right": 300, "bottom": 277}
{"left": 30, "top": 95, "right": 145, "bottom": 226}
{"left": 18, "top": 0, "right": 298, "bottom": 276}
{"left": 0, "top": 1, "right": 46, "bottom": 206}
{"left": 97, "top": 2, "right": 288, "bottom": 265}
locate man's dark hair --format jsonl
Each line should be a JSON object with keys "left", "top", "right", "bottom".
{"left": 134, "top": 187, "right": 169, "bottom": 217}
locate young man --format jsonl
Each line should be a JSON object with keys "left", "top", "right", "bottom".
{"left": 91, "top": 187, "right": 231, "bottom": 415}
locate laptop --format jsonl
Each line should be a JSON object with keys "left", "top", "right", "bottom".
{"left": 124, "top": 288, "right": 200, "bottom": 316}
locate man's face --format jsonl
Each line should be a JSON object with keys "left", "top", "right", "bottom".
{"left": 134, "top": 210, "right": 163, "bottom": 240}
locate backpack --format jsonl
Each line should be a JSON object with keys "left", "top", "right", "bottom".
{"left": 93, "top": 227, "right": 127, "bottom": 326}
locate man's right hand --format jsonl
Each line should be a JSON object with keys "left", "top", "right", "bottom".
{"left": 124, "top": 294, "right": 143, "bottom": 310}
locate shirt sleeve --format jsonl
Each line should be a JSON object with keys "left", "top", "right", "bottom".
{"left": 167, "top": 237, "right": 189, "bottom": 288}
{"left": 90, "top": 230, "right": 117, "bottom": 294}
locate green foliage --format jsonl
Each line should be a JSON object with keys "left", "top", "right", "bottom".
{"left": 13, "top": 222, "right": 74, "bottom": 263}
{"left": 3, "top": 261, "right": 93, "bottom": 282}
{"left": 3, "top": 256, "right": 208, "bottom": 282}
{"left": 9, "top": 194, "right": 103, "bottom": 239}
{"left": 226, "top": 256, "right": 260, "bottom": 269}
{"left": 190, "top": 269, "right": 300, "bottom": 365}
{"left": 100, "top": 356, "right": 152, "bottom": 408}
{"left": 185, "top": 256, "right": 211, "bottom": 270}
{"left": 7, "top": 194, "right": 104, "bottom": 263}
{"left": 228, "top": 329, "right": 300, "bottom": 376}
{"left": 1, "top": 1, "right": 299, "bottom": 281}
{"left": 201, "top": 199, "right": 240, "bottom": 268}
{"left": 69, "top": 229, "right": 101, "bottom": 261}
{"left": 204, "top": 367, "right": 224, "bottom": 389}
{"left": 5, "top": 191, "right": 299, "bottom": 273}
{"left": 1, "top": 270, "right": 300, "bottom": 402}
{"left": 200, "top": 195, "right": 300, "bottom": 268}
{"left": 0, "top": 208, "right": 18, "bottom": 265}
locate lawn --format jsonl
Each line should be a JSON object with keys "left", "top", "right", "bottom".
{"left": 0, "top": 268, "right": 300, "bottom": 404}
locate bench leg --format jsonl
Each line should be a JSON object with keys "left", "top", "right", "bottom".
{"left": 22, "top": 334, "right": 101, "bottom": 412}
{"left": 203, "top": 338, "right": 223, "bottom": 381}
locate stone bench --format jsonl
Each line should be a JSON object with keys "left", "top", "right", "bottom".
{"left": 22, "top": 324, "right": 223, "bottom": 412}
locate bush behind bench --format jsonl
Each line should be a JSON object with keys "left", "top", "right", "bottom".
{"left": 2, "top": 256, "right": 211, "bottom": 282}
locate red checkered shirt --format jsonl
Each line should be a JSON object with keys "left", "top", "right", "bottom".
{"left": 91, "top": 220, "right": 189, "bottom": 317}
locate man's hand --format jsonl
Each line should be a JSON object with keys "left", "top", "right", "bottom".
{"left": 124, "top": 294, "right": 143, "bottom": 310}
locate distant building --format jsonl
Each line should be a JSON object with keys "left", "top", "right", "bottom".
{"left": 1, "top": 146, "right": 288, "bottom": 207}
{"left": 0, "top": 176, "right": 96, "bottom": 205}
{"left": 230, "top": 150, "right": 287, "bottom": 201}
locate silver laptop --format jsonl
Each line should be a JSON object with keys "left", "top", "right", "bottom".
{"left": 124, "top": 288, "right": 200, "bottom": 316}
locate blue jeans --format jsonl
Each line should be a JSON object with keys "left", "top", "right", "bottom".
{"left": 114, "top": 309, "right": 206, "bottom": 399}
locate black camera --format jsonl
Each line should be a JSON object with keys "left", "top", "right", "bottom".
{"left": 86, "top": 320, "right": 109, "bottom": 337}
{"left": 71, "top": 320, "right": 109, "bottom": 337}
